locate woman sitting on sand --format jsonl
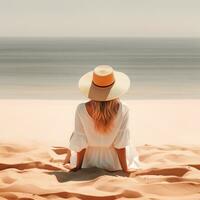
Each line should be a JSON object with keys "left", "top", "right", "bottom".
{"left": 63, "top": 65, "right": 140, "bottom": 173}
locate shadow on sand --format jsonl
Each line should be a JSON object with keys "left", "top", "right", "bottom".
{"left": 47, "top": 167, "right": 129, "bottom": 182}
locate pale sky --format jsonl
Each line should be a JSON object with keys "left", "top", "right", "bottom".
{"left": 0, "top": 0, "right": 200, "bottom": 37}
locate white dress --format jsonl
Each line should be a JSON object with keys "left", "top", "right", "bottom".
{"left": 69, "top": 101, "right": 140, "bottom": 171}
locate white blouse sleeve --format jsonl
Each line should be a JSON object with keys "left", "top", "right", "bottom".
{"left": 69, "top": 105, "right": 88, "bottom": 152}
{"left": 113, "top": 108, "right": 131, "bottom": 149}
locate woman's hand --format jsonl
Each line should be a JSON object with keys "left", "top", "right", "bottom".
{"left": 63, "top": 159, "right": 69, "bottom": 166}
{"left": 69, "top": 166, "right": 81, "bottom": 172}
{"left": 63, "top": 163, "right": 81, "bottom": 172}
{"left": 63, "top": 150, "right": 71, "bottom": 165}
{"left": 63, "top": 148, "right": 86, "bottom": 172}
{"left": 124, "top": 168, "right": 137, "bottom": 174}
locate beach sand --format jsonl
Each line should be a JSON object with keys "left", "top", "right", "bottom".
{"left": 0, "top": 142, "right": 200, "bottom": 199}
{"left": 0, "top": 99, "right": 200, "bottom": 199}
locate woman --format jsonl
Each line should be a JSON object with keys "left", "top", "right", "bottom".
{"left": 63, "top": 65, "right": 140, "bottom": 173}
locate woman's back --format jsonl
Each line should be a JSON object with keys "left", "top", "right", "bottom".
{"left": 69, "top": 101, "right": 140, "bottom": 171}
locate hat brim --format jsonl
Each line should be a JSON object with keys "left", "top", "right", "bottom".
{"left": 78, "top": 70, "right": 130, "bottom": 101}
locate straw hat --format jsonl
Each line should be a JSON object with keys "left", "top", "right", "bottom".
{"left": 78, "top": 65, "right": 130, "bottom": 101}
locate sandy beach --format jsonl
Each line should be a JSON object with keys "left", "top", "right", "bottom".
{"left": 1, "top": 0, "right": 200, "bottom": 198}
{"left": 0, "top": 142, "right": 200, "bottom": 199}
{"left": 0, "top": 99, "right": 200, "bottom": 199}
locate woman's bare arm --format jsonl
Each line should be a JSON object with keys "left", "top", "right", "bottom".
{"left": 75, "top": 148, "right": 86, "bottom": 170}
{"left": 63, "top": 149, "right": 71, "bottom": 165}
{"left": 115, "top": 147, "right": 128, "bottom": 172}
{"left": 63, "top": 148, "right": 86, "bottom": 171}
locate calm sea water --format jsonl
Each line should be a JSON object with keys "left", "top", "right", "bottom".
{"left": 0, "top": 37, "right": 200, "bottom": 99}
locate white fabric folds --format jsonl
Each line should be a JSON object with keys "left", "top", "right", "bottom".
{"left": 69, "top": 102, "right": 141, "bottom": 171}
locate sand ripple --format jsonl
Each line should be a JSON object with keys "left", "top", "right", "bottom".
{"left": 0, "top": 143, "right": 200, "bottom": 199}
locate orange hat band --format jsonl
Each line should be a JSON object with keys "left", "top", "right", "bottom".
{"left": 92, "top": 71, "right": 115, "bottom": 87}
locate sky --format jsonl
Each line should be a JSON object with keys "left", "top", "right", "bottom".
{"left": 0, "top": 0, "right": 200, "bottom": 37}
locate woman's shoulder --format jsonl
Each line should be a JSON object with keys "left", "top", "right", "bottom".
{"left": 73, "top": 102, "right": 84, "bottom": 115}
{"left": 120, "top": 101, "right": 129, "bottom": 115}
{"left": 76, "top": 102, "right": 85, "bottom": 111}
{"left": 75, "top": 102, "right": 90, "bottom": 117}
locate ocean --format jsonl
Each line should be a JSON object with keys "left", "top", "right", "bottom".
{"left": 0, "top": 37, "right": 200, "bottom": 99}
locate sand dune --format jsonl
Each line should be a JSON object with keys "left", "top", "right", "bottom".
{"left": 0, "top": 143, "right": 200, "bottom": 200}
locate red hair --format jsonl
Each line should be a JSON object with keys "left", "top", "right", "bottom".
{"left": 87, "top": 98, "right": 120, "bottom": 133}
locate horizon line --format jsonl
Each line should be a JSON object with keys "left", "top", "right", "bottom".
{"left": 0, "top": 36, "right": 200, "bottom": 39}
